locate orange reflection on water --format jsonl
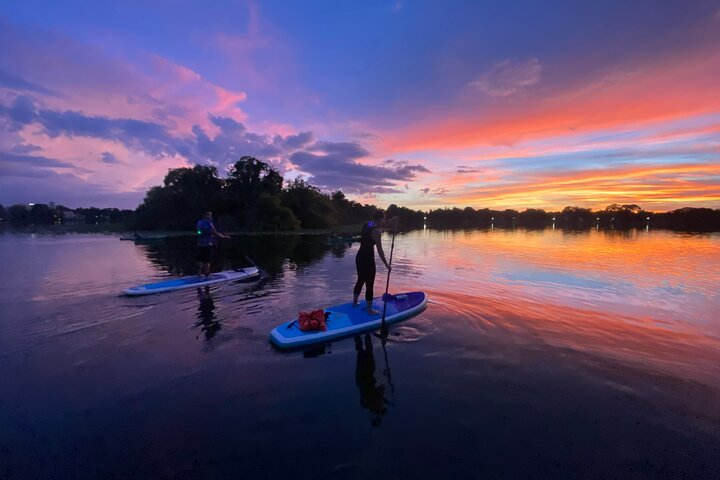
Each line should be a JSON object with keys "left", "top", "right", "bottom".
{"left": 392, "top": 229, "right": 720, "bottom": 393}
{"left": 427, "top": 288, "right": 720, "bottom": 403}
{"left": 448, "top": 229, "right": 719, "bottom": 295}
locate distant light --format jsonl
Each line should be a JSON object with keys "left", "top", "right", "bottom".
{"left": 552, "top": 217, "right": 555, "bottom": 221}
{"left": 423, "top": 216, "right": 427, "bottom": 220}
{"left": 28, "top": 203, "right": 35, "bottom": 206}
{"left": 491, "top": 217, "right": 494, "bottom": 221}
{"left": 596, "top": 217, "right": 600, "bottom": 221}
{"left": 646, "top": 217, "right": 650, "bottom": 220}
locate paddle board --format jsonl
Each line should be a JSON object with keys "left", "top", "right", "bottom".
{"left": 269, "top": 291, "right": 427, "bottom": 349}
{"left": 124, "top": 267, "right": 260, "bottom": 296}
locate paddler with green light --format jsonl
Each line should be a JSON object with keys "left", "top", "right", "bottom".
{"left": 196, "top": 211, "right": 230, "bottom": 277}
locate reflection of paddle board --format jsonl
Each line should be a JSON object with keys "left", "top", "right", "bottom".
{"left": 270, "top": 292, "right": 427, "bottom": 349}
{"left": 124, "top": 267, "right": 260, "bottom": 296}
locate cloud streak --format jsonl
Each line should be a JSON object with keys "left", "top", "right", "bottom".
{"left": 468, "top": 58, "right": 544, "bottom": 97}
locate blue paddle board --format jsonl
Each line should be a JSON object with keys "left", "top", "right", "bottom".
{"left": 269, "top": 291, "right": 427, "bottom": 349}
{"left": 124, "top": 267, "right": 260, "bottom": 296}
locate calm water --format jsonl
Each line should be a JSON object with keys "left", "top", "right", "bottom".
{"left": 1, "top": 229, "right": 719, "bottom": 479}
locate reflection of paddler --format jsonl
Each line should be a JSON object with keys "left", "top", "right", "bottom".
{"left": 354, "top": 334, "right": 388, "bottom": 426}
{"left": 195, "top": 286, "right": 220, "bottom": 340}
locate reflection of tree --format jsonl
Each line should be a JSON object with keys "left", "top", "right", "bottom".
{"left": 194, "top": 286, "right": 220, "bottom": 341}
{"left": 354, "top": 335, "right": 389, "bottom": 426}
{"left": 139, "top": 234, "right": 336, "bottom": 276}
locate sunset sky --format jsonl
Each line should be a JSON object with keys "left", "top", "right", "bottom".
{"left": 1, "top": 0, "right": 719, "bottom": 211}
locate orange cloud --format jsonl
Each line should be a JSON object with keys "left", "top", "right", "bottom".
{"left": 385, "top": 46, "right": 720, "bottom": 153}
{"left": 446, "top": 163, "right": 720, "bottom": 210}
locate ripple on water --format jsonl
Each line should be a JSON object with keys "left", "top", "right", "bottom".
{"left": 387, "top": 316, "right": 440, "bottom": 343}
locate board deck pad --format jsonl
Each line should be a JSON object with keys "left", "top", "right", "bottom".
{"left": 124, "top": 267, "right": 260, "bottom": 296}
{"left": 269, "top": 292, "right": 427, "bottom": 349}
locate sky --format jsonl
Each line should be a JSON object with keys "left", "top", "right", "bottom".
{"left": 0, "top": 0, "right": 719, "bottom": 211}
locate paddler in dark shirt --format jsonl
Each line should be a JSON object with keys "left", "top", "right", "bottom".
{"left": 353, "top": 210, "right": 392, "bottom": 315}
{"left": 196, "top": 211, "right": 230, "bottom": 277}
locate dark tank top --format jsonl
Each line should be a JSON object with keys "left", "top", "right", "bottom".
{"left": 356, "top": 221, "right": 377, "bottom": 263}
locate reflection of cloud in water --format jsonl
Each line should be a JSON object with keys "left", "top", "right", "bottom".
{"left": 425, "top": 289, "right": 720, "bottom": 388}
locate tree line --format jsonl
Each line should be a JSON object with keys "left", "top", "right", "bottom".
{"left": 131, "top": 156, "right": 414, "bottom": 231}
{"left": 424, "top": 204, "right": 720, "bottom": 231}
{"left": 0, "top": 203, "right": 133, "bottom": 226}
{"left": 2, "top": 156, "right": 719, "bottom": 231}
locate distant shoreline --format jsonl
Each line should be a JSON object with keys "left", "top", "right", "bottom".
{"left": 2, "top": 223, "right": 720, "bottom": 236}
{"left": 0, "top": 223, "right": 364, "bottom": 236}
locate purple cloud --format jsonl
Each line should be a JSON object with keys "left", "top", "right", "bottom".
{"left": 0, "top": 151, "right": 79, "bottom": 170}
{"left": 0, "top": 69, "right": 63, "bottom": 98}
{"left": 0, "top": 96, "right": 312, "bottom": 173}
{"left": 420, "top": 186, "right": 448, "bottom": 196}
{"left": 289, "top": 141, "right": 429, "bottom": 193}
{"left": 10, "top": 143, "right": 42, "bottom": 154}
{"left": 101, "top": 151, "right": 120, "bottom": 164}
{"left": 0, "top": 166, "right": 143, "bottom": 208}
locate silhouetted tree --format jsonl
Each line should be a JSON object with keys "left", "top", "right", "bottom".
{"left": 135, "top": 165, "right": 223, "bottom": 229}
{"left": 281, "top": 178, "right": 338, "bottom": 229}
{"left": 561, "top": 206, "right": 594, "bottom": 229}
{"left": 8, "top": 204, "right": 30, "bottom": 225}
{"left": 225, "top": 156, "right": 287, "bottom": 228}
{"left": 385, "top": 203, "right": 425, "bottom": 229}
{"left": 518, "top": 208, "right": 548, "bottom": 228}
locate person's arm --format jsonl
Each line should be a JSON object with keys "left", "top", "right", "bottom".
{"left": 372, "top": 229, "right": 391, "bottom": 271}
{"left": 211, "top": 223, "right": 230, "bottom": 239}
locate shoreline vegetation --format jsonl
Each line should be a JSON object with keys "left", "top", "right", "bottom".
{"left": 3, "top": 156, "right": 720, "bottom": 233}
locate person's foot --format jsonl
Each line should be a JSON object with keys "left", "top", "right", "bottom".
{"left": 367, "top": 308, "right": 380, "bottom": 315}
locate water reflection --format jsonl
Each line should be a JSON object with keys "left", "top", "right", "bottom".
{"left": 139, "top": 234, "right": 343, "bottom": 277}
{"left": 194, "top": 286, "right": 220, "bottom": 341}
{"left": 2, "top": 229, "right": 720, "bottom": 478}
{"left": 354, "top": 334, "right": 392, "bottom": 426}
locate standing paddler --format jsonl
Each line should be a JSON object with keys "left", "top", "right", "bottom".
{"left": 352, "top": 210, "right": 393, "bottom": 315}
{"left": 196, "top": 211, "right": 230, "bottom": 277}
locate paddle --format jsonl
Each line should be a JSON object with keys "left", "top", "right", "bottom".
{"left": 241, "top": 254, "right": 256, "bottom": 268}
{"left": 380, "top": 217, "right": 399, "bottom": 337}
{"left": 380, "top": 332, "right": 395, "bottom": 407}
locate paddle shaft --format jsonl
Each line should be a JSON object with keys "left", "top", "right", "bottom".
{"left": 380, "top": 218, "right": 399, "bottom": 331}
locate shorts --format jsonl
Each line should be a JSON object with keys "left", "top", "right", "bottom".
{"left": 197, "top": 246, "right": 213, "bottom": 263}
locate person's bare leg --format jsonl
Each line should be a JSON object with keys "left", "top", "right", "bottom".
{"left": 352, "top": 293, "right": 360, "bottom": 307}
{"left": 366, "top": 300, "right": 379, "bottom": 315}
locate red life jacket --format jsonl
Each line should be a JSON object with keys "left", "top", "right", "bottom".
{"left": 297, "top": 309, "right": 328, "bottom": 332}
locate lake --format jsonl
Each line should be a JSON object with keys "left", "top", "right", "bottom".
{"left": 1, "top": 228, "right": 719, "bottom": 479}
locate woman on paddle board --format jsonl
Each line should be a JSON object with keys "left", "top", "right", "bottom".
{"left": 353, "top": 210, "right": 392, "bottom": 314}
